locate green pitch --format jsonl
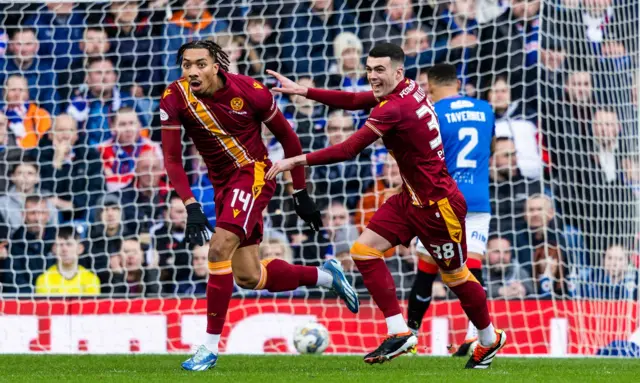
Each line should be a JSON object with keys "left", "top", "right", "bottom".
{"left": 1, "top": 355, "right": 639, "bottom": 383}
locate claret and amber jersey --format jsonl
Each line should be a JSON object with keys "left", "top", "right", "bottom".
{"left": 159, "top": 72, "right": 277, "bottom": 187}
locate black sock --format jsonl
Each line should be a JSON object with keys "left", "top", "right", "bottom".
{"left": 407, "top": 270, "right": 437, "bottom": 332}
{"left": 469, "top": 267, "right": 484, "bottom": 288}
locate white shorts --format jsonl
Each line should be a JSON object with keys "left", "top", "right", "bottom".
{"left": 416, "top": 212, "right": 491, "bottom": 257}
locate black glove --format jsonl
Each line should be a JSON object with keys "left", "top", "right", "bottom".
{"left": 293, "top": 189, "right": 322, "bottom": 231}
{"left": 185, "top": 203, "right": 215, "bottom": 246}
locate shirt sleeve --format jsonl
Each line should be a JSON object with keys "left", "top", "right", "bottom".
{"left": 363, "top": 101, "right": 401, "bottom": 138}
{"left": 159, "top": 84, "right": 183, "bottom": 128}
{"left": 249, "top": 80, "right": 279, "bottom": 123}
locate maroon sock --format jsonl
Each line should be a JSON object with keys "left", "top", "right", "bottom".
{"left": 260, "top": 259, "right": 318, "bottom": 292}
{"left": 206, "top": 272, "right": 234, "bottom": 334}
{"left": 449, "top": 279, "right": 491, "bottom": 330}
{"left": 354, "top": 258, "right": 401, "bottom": 318}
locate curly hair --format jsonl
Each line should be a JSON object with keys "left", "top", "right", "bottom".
{"left": 176, "top": 39, "right": 230, "bottom": 72}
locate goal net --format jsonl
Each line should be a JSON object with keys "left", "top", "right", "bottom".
{"left": 0, "top": 0, "right": 638, "bottom": 356}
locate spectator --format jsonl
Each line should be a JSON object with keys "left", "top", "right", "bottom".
{"left": 0, "top": 161, "right": 58, "bottom": 232}
{"left": 83, "top": 195, "right": 133, "bottom": 284}
{"left": 489, "top": 137, "right": 542, "bottom": 235}
{"left": 58, "top": 26, "right": 112, "bottom": 106}
{"left": 118, "top": 150, "right": 169, "bottom": 236}
{"left": 281, "top": 0, "right": 357, "bottom": 75}
{"left": 434, "top": 0, "right": 480, "bottom": 91}
{"left": 35, "top": 226, "right": 100, "bottom": 296}
{"left": 1, "top": 195, "right": 57, "bottom": 294}
{"left": 484, "top": 236, "right": 534, "bottom": 299}
{"left": 321, "top": 32, "right": 371, "bottom": 126}
{"left": 0, "top": 112, "right": 23, "bottom": 193}
{"left": 241, "top": 11, "right": 281, "bottom": 80}
{"left": 105, "top": 237, "right": 160, "bottom": 297}
{"left": 476, "top": 0, "right": 542, "bottom": 99}
{"left": 403, "top": 28, "right": 445, "bottom": 81}
{"left": 2, "top": 74, "right": 52, "bottom": 149}
{"left": 283, "top": 77, "right": 327, "bottom": 152}
{"left": 517, "top": 194, "right": 567, "bottom": 294}
{"left": 191, "top": 171, "right": 216, "bottom": 230}
{"left": 622, "top": 155, "right": 640, "bottom": 199}
{"left": 98, "top": 107, "right": 160, "bottom": 192}
{"left": 0, "top": 28, "right": 58, "bottom": 114}
{"left": 67, "top": 57, "right": 145, "bottom": 145}
{"left": 260, "top": 238, "right": 294, "bottom": 264}
{"left": 162, "top": 0, "right": 229, "bottom": 82}
{"left": 525, "top": 36, "right": 565, "bottom": 114}
{"left": 417, "top": 68, "right": 429, "bottom": 92}
{"left": 35, "top": 114, "right": 105, "bottom": 222}
{"left": 177, "top": 243, "right": 208, "bottom": 296}
{"left": 310, "top": 111, "right": 372, "bottom": 210}
{"left": 294, "top": 200, "right": 359, "bottom": 266}
{"left": 104, "top": 0, "right": 162, "bottom": 98}
{"left": 151, "top": 193, "right": 190, "bottom": 294}
{"left": 354, "top": 156, "right": 402, "bottom": 232}
{"left": 23, "top": 1, "right": 84, "bottom": 71}
{"left": 361, "top": 0, "right": 415, "bottom": 54}
{"left": 580, "top": 244, "right": 639, "bottom": 300}
{"left": 215, "top": 33, "right": 244, "bottom": 75}
{"left": 488, "top": 75, "right": 542, "bottom": 179}
{"left": 591, "top": 108, "right": 625, "bottom": 182}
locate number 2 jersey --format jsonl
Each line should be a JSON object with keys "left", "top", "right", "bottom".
{"left": 435, "top": 96, "right": 495, "bottom": 213}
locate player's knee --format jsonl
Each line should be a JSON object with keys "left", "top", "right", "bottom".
{"left": 440, "top": 266, "right": 478, "bottom": 288}
{"left": 208, "top": 235, "right": 236, "bottom": 263}
{"left": 350, "top": 242, "right": 385, "bottom": 262}
{"left": 233, "top": 270, "right": 261, "bottom": 289}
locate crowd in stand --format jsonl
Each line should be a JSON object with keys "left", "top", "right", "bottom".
{"left": 0, "top": 0, "right": 637, "bottom": 300}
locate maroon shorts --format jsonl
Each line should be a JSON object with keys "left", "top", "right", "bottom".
{"left": 367, "top": 190, "right": 468, "bottom": 271}
{"left": 214, "top": 161, "right": 276, "bottom": 248}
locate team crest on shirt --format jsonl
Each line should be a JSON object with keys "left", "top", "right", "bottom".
{"left": 231, "top": 97, "right": 244, "bottom": 111}
{"left": 253, "top": 82, "right": 263, "bottom": 89}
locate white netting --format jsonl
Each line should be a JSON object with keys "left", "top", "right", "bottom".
{"left": 0, "top": 0, "right": 638, "bottom": 356}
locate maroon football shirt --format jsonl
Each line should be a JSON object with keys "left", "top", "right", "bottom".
{"left": 160, "top": 72, "right": 277, "bottom": 187}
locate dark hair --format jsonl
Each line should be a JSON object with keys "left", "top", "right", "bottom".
{"left": 86, "top": 55, "right": 114, "bottom": 69}
{"left": 84, "top": 25, "right": 107, "bottom": 36}
{"left": 494, "top": 136, "right": 514, "bottom": 145}
{"left": 176, "top": 39, "right": 230, "bottom": 72}
{"left": 369, "top": 43, "right": 405, "bottom": 65}
{"left": 57, "top": 225, "right": 80, "bottom": 241}
{"left": 12, "top": 158, "right": 39, "bottom": 174}
{"left": 24, "top": 194, "right": 45, "bottom": 206}
{"left": 9, "top": 27, "right": 36, "bottom": 40}
{"left": 426, "top": 64, "right": 458, "bottom": 85}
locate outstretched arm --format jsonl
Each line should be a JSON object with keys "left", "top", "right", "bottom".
{"left": 265, "top": 124, "right": 379, "bottom": 180}
{"left": 264, "top": 108, "right": 306, "bottom": 190}
{"left": 267, "top": 70, "right": 378, "bottom": 111}
{"left": 305, "top": 88, "right": 379, "bottom": 111}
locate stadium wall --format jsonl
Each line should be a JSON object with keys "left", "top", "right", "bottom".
{"left": 1, "top": 298, "right": 638, "bottom": 356}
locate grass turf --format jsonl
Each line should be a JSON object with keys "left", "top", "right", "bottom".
{"left": 1, "top": 355, "right": 640, "bottom": 383}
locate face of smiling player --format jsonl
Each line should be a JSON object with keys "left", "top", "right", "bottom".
{"left": 365, "top": 56, "right": 404, "bottom": 98}
{"left": 181, "top": 48, "right": 221, "bottom": 97}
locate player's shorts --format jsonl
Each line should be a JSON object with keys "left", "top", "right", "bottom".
{"left": 416, "top": 212, "right": 491, "bottom": 257}
{"left": 214, "top": 161, "right": 276, "bottom": 248}
{"left": 367, "top": 190, "right": 467, "bottom": 272}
